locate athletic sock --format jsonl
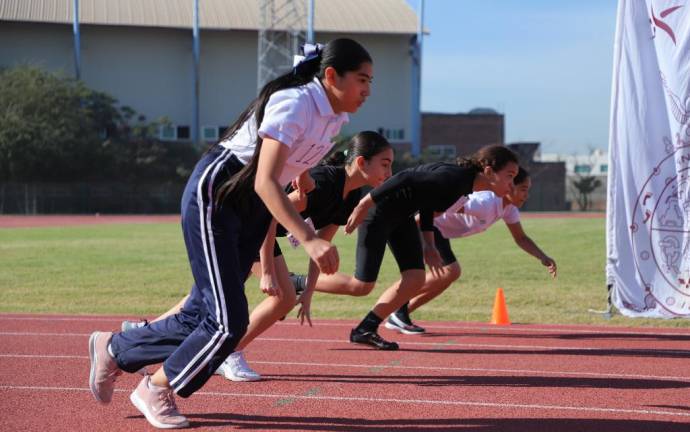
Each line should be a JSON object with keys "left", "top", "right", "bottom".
{"left": 395, "top": 302, "right": 412, "bottom": 325}
{"left": 355, "top": 311, "right": 383, "bottom": 333}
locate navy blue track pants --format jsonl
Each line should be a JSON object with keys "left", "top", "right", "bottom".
{"left": 110, "top": 146, "right": 271, "bottom": 397}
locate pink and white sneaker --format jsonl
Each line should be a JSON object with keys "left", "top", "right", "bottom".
{"left": 130, "top": 375, "right": 189, "bottom": 429}
{"left": 88, "top": 331, "right": 122, "bottom": 404}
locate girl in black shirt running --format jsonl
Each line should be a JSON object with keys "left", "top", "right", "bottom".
{"left": 312, "top": 145, "right": 520, "bottom": 349}
{"left": 123, "top": 131, "right": 394, "bottom": 380}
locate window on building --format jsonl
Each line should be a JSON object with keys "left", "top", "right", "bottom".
{"left": 377, "top": 127, "right": 406, "bottom": 142}
{"left": 428, "top": 145, "right": 456, "bottom": 158}
{"left": 177, "top": 126, "right": 191, "bottom": 140}
{"left": 600, "top": 164, "right": 608, "bottom": 173}
{"left": 159, "top": 124, "right": 176, "bottom": 141}
{"left": 574, "top": 164, "right": 592, "bottom": 174}
{"left": 202, "top": 126, "right": 219, "bottom": 142}
{"left": 218, "top": 126, "right": 228, "bottom": 138}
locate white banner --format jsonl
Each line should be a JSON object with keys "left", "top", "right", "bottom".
{"left": 607, "top": 0, "right": 690, "bottom": 317}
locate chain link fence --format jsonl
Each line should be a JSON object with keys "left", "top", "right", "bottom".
{"left": 0, "top": 182, "right": 185, "bottom": 214}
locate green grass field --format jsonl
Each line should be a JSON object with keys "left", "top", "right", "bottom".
{"left": 1, "top": 217, "right": 688, "bottom": 328}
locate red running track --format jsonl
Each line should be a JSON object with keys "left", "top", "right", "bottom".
{"left": 1, "top": 314, "right": 688, "bottom": 431}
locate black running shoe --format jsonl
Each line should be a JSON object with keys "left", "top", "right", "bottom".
{"left": 350, "top": 328, "right": 399, "bottom": 350}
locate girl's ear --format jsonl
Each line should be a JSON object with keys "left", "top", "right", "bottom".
{"left": 355, "top": 155, "right": 366, "bottom": 169}
{"left": 323, "top": 66, "right": 338, "bottom": 85}
{"left": 483, "top": 165, "right": 495, "bottom": 177}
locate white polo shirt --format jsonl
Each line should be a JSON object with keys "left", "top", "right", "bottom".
{"left": 433, "top": 190, "right": 520, "bottom": 239}
{"left": 219, "top": 78, "right": 349, "bottom": 186}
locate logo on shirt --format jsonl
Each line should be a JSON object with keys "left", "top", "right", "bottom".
{"left": 294, "top": 144, "right": 328, "bottom": 165}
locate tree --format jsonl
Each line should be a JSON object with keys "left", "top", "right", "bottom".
{"left": 0, "top": 65, "right": 121, "bottom": 182}
{"left": 0, "top": 65, "right": 200, "bottom": 184}
{"left": 571, "top": 175, "right": 602, "bottom": 211}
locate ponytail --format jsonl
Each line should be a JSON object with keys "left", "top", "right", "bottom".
{"left": 322, "top": 131, "right": 391, "bottom": 167}
{"left": 323, "top": 150, "right": 348, "bottom": 166}
{"left": 215, "top": 38, "right": 372, "bottom": 209}
{"left": 457, "top": 144, "right": 518, "bottom": 173}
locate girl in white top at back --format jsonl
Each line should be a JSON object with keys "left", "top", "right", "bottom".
{"left": 385, "top": 167, "right": 558, "bottom": 334}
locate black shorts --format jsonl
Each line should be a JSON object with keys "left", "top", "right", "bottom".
{"left": 354, "top": 205, "right": 425, "bottom": 283}
{"left": 432, "top": 226, "right": 458, "bottom": 266}
{"left": 253, "top": 240, "right": 283, "bottom": 263}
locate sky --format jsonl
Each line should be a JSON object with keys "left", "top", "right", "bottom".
{"left": 406, "top": 0, "right": 619, "bottom": 155}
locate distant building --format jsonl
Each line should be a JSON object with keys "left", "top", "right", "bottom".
{"left": 537, "top": 149, "right": 608, "bottom": 210}
{"left": 507, "top": 142, "right": 567, "bottom": 211}
{"left": 0, "top": 0, "right": 420, "bottom": 147}
{"left": 421, "top": 108, "right": 504, "bottom": 158}
{"left": 418, "top": 110, "right": 566, "bottom": 211}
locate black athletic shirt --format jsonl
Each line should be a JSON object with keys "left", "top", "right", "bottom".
{"left": 369, "top": 162, "right": 478, "bottom": 231}
{"left": 278, "top": 165, "right": 363, "bottom": 235}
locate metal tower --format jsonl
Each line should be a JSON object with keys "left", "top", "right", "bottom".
{"left": 257, "top": 0, "right": 309, "bottom": 91}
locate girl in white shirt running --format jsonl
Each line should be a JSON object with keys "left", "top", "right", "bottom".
{"left": 385, "top": 167, "right": 558, "bottom": 334}
{"left": 88, "top": 38, "right": 373, "bottom": 429}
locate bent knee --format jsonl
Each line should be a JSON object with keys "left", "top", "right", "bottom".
{"left": 445, "top": 263, "right": 461, "bottom": 281}
{"left": 351, "top": 280, "right": 376, "bottom": 296}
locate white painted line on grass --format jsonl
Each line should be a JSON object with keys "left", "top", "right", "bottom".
{"left": 1, "top": 384, "right": 689, "bottom": 419}
{"left": 2, "top": 353, "right": 689, "bottom": 383}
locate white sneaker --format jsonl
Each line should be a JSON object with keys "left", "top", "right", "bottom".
{"left": 214, "top": 351, "right": 261, "bottom": 382}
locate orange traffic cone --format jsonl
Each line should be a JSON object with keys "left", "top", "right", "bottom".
{"left": 490, "top": 287, "right": 511, "bottom": 325}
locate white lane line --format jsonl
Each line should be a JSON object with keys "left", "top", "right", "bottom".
{"left": 1, "top": 315, "right": 689, "bottom": 338}
{"left": 0, "top": 332, "right": 90, "bottom": 337}
{"left": 0, "top": 316, "right": 125, "bottom": 322}
{"left": 276, "top": 321, "right": 690, "bottom": 338}
{"left": 250, "top": 360, "right": 690, "bottom": 382}
{"left": 2, "top": 353, "right": 689, "bottom": 383}
{"left": 1, "top": 332, "right": 689, "bottom": 354}
{"left": 0, "top": 354, "right": 86, "bottom": 359}
{"left": 1, "top": 384, "right": 689, "bottom": 418}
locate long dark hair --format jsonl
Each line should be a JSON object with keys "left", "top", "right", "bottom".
{"left": 215, "top": 38, "right": 372, "bottom": 208}
{"left": 322, "top": 131, "right": 391, "bottom": 167}
{"left": 514, "top": 166, "right": 529, "bottom": 185}
{"left": 458, "top": 145, "right": 518, "bottom": 174}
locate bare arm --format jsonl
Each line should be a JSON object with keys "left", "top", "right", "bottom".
{"left": 506, "top": 221, "right": 557, "bottom": 278}
{"left": 297, "top": 223, "right": 340, "bottom": 326}
{"left": 292, "top": 170, "right": 316, "bottom": 196}
{"left": 258, "top": 220, "right": 279, "bottom": 296}
{"left": 421, "top": 229, "right": 443, "bottom": 276}
{"left": 255, "top": 138, "right": 338, "bottom": 274}
{"left": 344, "top": 193, "right": 373, "bottom": 234}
